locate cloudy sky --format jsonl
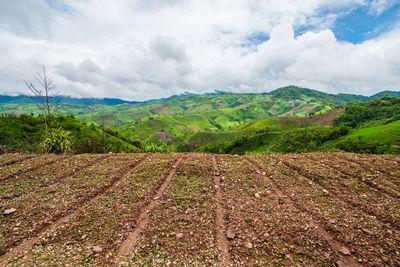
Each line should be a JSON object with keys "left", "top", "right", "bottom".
{"left": 0, "top": 0, "right": 399, "bottom": 100}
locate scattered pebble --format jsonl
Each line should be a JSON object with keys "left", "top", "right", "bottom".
{"left": 362, "top": 228, "right": 373, "bottom": 235}
{"left": 339, "top": 247, "right": 350, "bottom": 255}
{"left": 244, "top": 241, "right": 253, "bottom": 249}
{"left": 4, "top": 208, "right": 16, "bottom": 215}
{"left": 255, "top": 193, "right": 260, "bottom": 198}
{"left": 93, "top": 246, "right": 103, "bottom": 253}
{"left": 226, "top": 228, "right": 235, "bottom": 239}
{"left": 176, "top": 233, "right": 183, "bottom": 239}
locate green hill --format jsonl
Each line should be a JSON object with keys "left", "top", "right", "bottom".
{"left": 0, "top": 114, "right": 142, "bottom": 153}
{"left": 1, "top": 86, "right": 400, "bottom": 154}
{"left": 196, "top": 97, "right": 400, "bottom": 155}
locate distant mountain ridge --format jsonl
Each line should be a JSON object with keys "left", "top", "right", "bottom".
{"left": 0, "top": 95, "right": 139, "bottom": 106}
{"left": 0, "top": 91, "right": 229, "bottom": 106}
{"left": 1, "top": 86, "right": 398, "bottom": 106}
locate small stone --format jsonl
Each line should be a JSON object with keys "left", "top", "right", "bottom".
{"left": 263, "top": 232, "right": 270, "bottom": 238}
{"left": 262, "top": 172, "right": 266, "bottom": 176}
{"left": 176, "top": 233, "right": 183, "bottom": 239}
{"left": 339, "top": 247, "right": 350, "bottom": 255}
{"left": 226, "top": 228, "right": 235, "bottom": 239}
{"left": 4, "top": 208, "right": 16, "bottom": 215}
{"left": 244, "top": 241, "right": 253, "bottom": 249}
{"left": 362, "top": 228, "right": 373, "bottom": 235}
{"left": 93, "top": 246, "right": 103, "bottom": 253}
{"left": 81, "top": 234, "right": 88, "bottom": 239}
{"left": 255, "top": 193, "right": 260, "bottom": 198}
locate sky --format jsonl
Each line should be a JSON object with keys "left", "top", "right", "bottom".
{"left": 0, "top": 0, "right": 399, "bottom": 101}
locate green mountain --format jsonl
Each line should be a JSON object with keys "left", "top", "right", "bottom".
{"left": 197, "top": 96, "right": 400, "bottom": 155}
{"left": 370, "top": 90, "right": 400, "bottom": 98}
{"left": 0, "top": 95, "right": 139, "bottom": 105}
{"left": 267, "top": 86, "right": 369, "bottom": 103}
{"left": 1, "top": 86, "right": 400, "bottom": 154}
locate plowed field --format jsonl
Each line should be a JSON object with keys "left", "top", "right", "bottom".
{"left": 0, "top": 152, "right": 399, "bottom": 266}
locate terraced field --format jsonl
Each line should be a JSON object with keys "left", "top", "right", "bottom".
{"left": 0, "top": 152, "right": 399, "bottom": 266}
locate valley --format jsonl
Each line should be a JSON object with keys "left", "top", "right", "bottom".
{"left": 1, "top": 86, "right": 399, "bottom": 155}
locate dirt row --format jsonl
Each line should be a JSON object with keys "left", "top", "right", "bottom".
{"left": 250, "top": 155, "right": 400, "bottom": 266}
{"left": 0, "top": 154, "right": 146, "bottom": 257}
{"left": 0, "top": 152, "right": 399, "bottom": 266}
{"left": 0, "top": 154, "right": 112, "bottom": 205}
{"left": 0, "top": 154, "right": 70, "bottom": 182}
{"left": 280, "top": 155, "right": 400, "bottom": 228}
{"left": 0, "top": 154, "right": 37, "bottom": 168}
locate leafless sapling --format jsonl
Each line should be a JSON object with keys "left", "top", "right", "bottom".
{"left": 24, "top": 66, "right": 58, "bottom": 146}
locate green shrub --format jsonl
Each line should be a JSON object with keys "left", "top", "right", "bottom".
{"left": 39, "top": 128, "right": 73, "bottom": 154}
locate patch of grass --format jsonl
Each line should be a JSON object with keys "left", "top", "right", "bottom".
{"left": 345, "top": 120, "right": 400, "bottom": 142}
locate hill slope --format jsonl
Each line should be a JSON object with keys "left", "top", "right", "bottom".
{"left": 1, "top": 86, "right": 400, "bottom": 149}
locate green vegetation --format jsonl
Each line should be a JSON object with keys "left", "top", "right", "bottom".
{"left": 186, "top": 131, "right": 252, "bottom": 146}
{"left": 344, "top": 121, "right": 400, "bottom": 143}
{"left": 334, "top": 97, "right": 400, "bottom": 127}
{"left": 0, "top": 86, "right": 342, "bottom": 146}
{"left": 0, "top": 114, "right": 145, "bottom": 153}
{"left": 1, "top": 87, "right": 400, "bottom": 155}
{"left": 196, "top": 97, "right": 400, "bottom": 155}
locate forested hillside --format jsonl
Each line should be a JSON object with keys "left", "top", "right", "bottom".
{"left": 197, "top": 97, "right": 400, "bottom": 155}
{"left": 1, "top": 87, "right": 399, "bottom": 155}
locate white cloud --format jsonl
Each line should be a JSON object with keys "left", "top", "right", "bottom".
{"left": 369, "top": 0, "right": 397, "bottom": 15}
{"left": 0, "top": 0, "right": 399, "bottom": 100}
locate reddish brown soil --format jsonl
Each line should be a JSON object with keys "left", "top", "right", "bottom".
{"left": 279, "top": 108, "right": 345, "bottom": 126}
{"left": 0, "top": 154, "right": 36, "bottom": 167}
{"left": 156, "top": 131, "right": 171, "bottom": 142}
{"left": 0, "top": 152, "right": 399, "bottom": 266}
{"left": 212, "top": 155, "right": 230, "bottom": 266}
{"left": 0, "top": 154, "right": 111, "bottom": 205}
{"left": 0, "top": 154, "right": 70, "bottom": 182}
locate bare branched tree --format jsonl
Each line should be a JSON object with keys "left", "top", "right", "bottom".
{"left": 24, "top": 66, "right": 57, "bottom": 145}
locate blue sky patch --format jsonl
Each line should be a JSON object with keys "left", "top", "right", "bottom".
{"left": 293, "top": 1, "right": 400, "bottom": 44}
{"left": 332, "top": 2, "right": 400, "bottom": 43}
{"left": 45, "top": 0, "right": 73, "bottom": 14}
{"left": 247, "top": 32, "right": 270, "bottom": 46}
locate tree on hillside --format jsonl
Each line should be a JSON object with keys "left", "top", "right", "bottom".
{"left": 24, "top": 66, "right": 58, "bottom": 148}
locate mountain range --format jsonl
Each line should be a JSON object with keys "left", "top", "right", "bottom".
{"left": 1, "top": 86, "right": 399, "bottom": 106}
{"left": 1, "top": 86, "right": 399, "bottom": 146}
{"left": 1, "top": 86, "right": 399, "bottom": 155}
